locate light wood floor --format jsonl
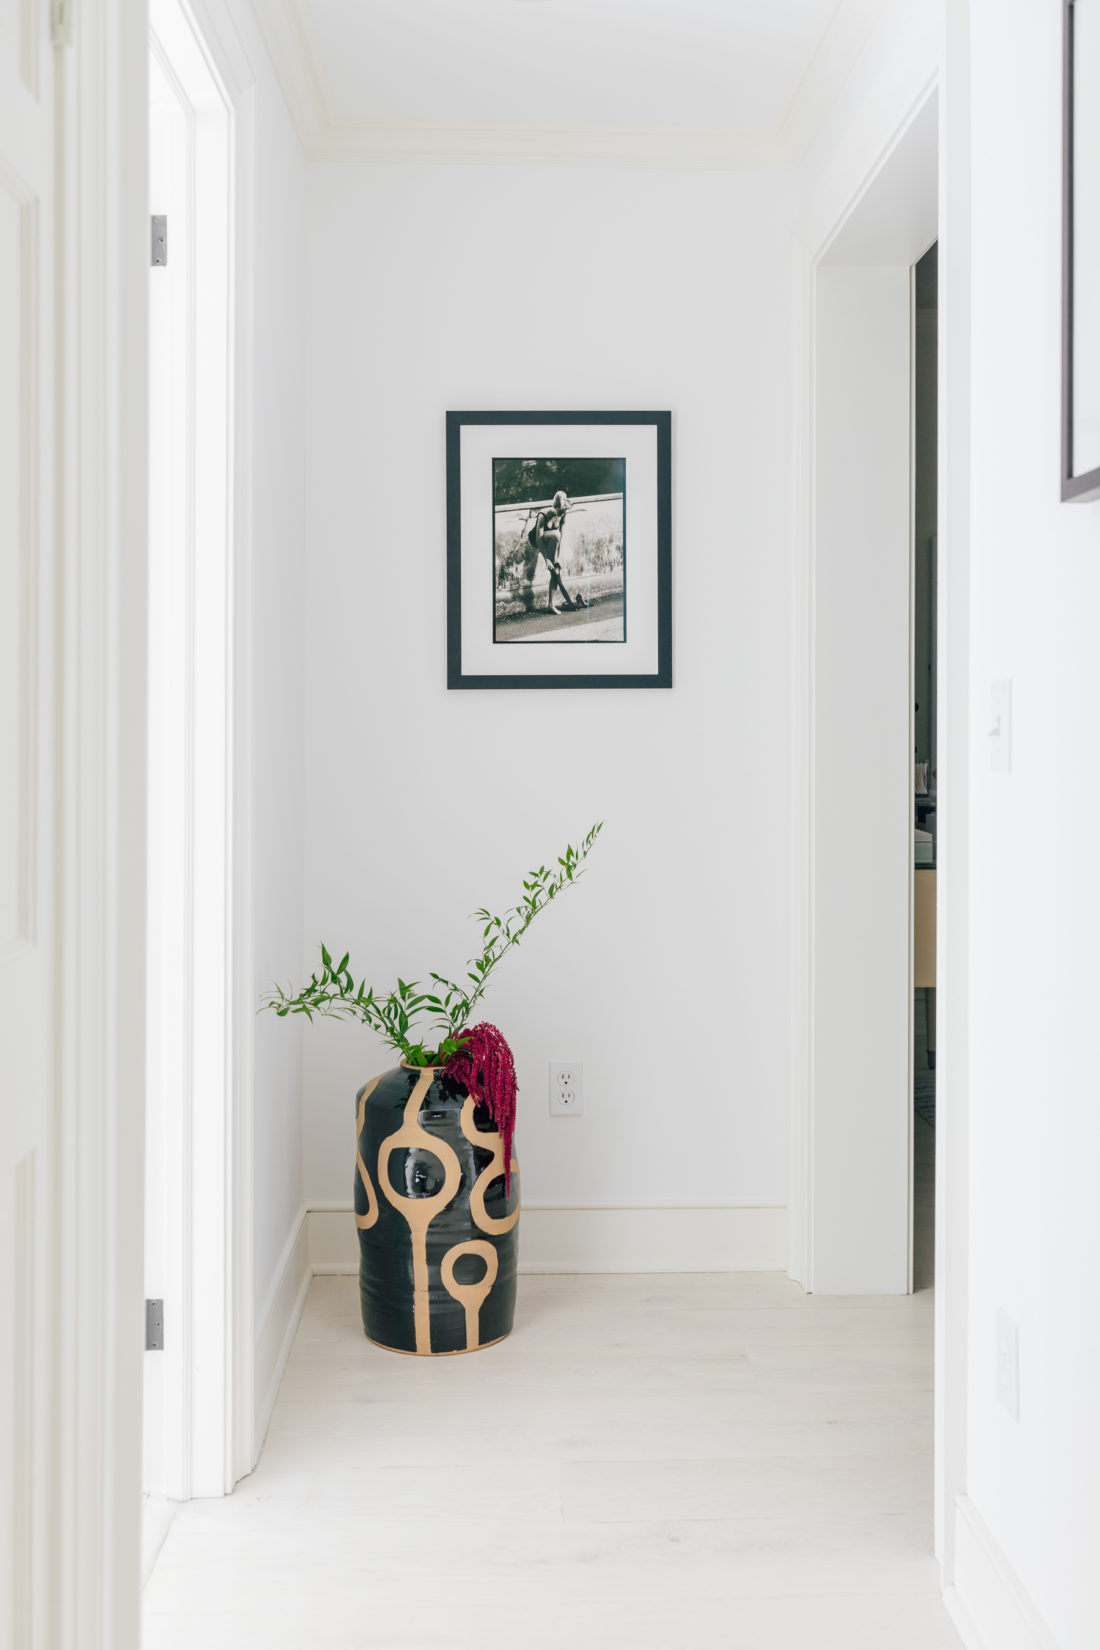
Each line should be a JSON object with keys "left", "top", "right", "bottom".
{"left": 145, "top": 1197, "right": 957, "bottom": 1647}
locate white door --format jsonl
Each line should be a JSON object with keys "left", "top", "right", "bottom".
{"left": 0, "top": 0, "right": 55, "bottom": 1641}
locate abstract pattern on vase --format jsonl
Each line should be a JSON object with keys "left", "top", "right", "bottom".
{"left": 355, "top": 1064, "right": 520, "bottom": 1355}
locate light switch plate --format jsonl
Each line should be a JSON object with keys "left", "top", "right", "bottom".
{"left": 990, "top": 679, "right": 1012, "bottom": 772}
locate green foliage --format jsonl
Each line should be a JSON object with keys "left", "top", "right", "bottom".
{"left": 261, "top": 823, "right": 604, "bottom": 1067}
{"left": 492, "top": 457, "right": 623, "bottom": 508}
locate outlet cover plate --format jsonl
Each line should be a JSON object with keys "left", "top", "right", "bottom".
{"left": 549, "top": 1061, "right": 583, "bottom": 1116}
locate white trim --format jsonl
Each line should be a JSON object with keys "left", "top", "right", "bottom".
{"left": 143, "top": 0, "right": 258, "bottom": 1501}
{"left": 811, "top": 72, "right": 941, "bottom": 264}
{"left": 146, "top": 0, "right": 239, "bottom": 1502}
{"left": 307, "top": 1204, "right": 787, "bottom": 1278}
{"left": 799, "top": 91, "right": 937, "bottom": 1297}
{"left": 253, "top": 1206, "right": 311, "bottom": 1451}
{"left": 944, "top": 1498, "right": 1061, "bottom": 1650}
{"left": 789, "top": 8, "right": 972, "bottom": 1591}
{"left": 247, "top": 0, "right": 329, "bottom": 157}
{"left": 775, "top": 0, "right": 893, "bottom": 160}
{"left": 281, "top": 118, "right": 779, "bottom": 171}
{"left": 907, "top": 262, "right": 918, "bottom": 1298}
{"left": 53, "top": 2, "right": 148, "bottom": 1643}
{"left": 790, "top": 64, "right": 944, "bottom": 1294}
{"left": 786, "top": 173, "right": 814, "bottom": 1296}
{"left": 251, "top": 0, "right": 891, "bottom": 171}
{"left": 934, "top": 0, "right": 972, "bottom": 1583}
{"left": 188, "top": 0, "right": 260, "bottom": 1493}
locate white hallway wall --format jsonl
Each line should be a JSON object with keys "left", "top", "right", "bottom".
{"left": 298, "top": 164, "right": 797, "bottom": 1265}
{"left": 954, "top": 2, "right": 1100, "bottom": 1647}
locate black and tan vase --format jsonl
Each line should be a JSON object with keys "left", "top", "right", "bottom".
{"left": 354, "top": 1063, "right": 520, "bottom": 1356}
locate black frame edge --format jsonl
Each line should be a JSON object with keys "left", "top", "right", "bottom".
{"left": 1062, "top": 0, "right": 1100, "bottom": 503}
{"left": 446, "top": 410, "right": 673, "bottom": 689}
{"left": 446, "top": 411, "right": 464, "bottom": 686}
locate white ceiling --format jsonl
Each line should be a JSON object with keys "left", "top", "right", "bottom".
{"left": 252, "top": 0, "right": 893, "bottom": 167}
{"left": 311, "top": 0, "right": 837, "bottom": 131}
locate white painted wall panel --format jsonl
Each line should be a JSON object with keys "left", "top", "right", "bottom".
{"left": 811, "top": 264, "right": 913, "bottom": 1294}
{"left": 298, "top": 164, "right": 798, "bottom": 1225}
{"left": 963, "top": 3, "right": 1100, "bottom": 1645}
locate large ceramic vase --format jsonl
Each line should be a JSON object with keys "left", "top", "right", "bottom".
{"left": 354, "top": 1063, "right": 520, "bottom": 1356}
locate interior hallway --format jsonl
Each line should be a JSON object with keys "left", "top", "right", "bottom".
{"left": 144, "top": 1244, "right": 958, "bottom": 1650}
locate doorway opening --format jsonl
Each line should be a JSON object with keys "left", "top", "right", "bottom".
{"left": 801, "top": 89, "right": 939, "bottom": 1299}
{"left": 912, "top": 242, "right": 938, "bottom": 1293}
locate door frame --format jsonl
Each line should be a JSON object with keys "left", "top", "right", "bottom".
{"left": 53, "top": 2, "right": 149, "bottom": 1644}
{"left": 792, "top": 87, "right": 939, "bottom": 1298}
{"left": 788, "top": 63, "right": 972, "bottom": 1581}
{"left": 51, "top": 0, "right": 258, "bottom": 1634}
{"left": 143, "top": 0, "right": 258, "bottom": 1500}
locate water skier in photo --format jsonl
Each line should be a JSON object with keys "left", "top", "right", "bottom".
{"left": 526, "top": 489, "right": 585, "bottom": 615}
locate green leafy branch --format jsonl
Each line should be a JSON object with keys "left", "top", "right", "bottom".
{"left": 261, "top": 822, "right": 603, "bottom": 1066}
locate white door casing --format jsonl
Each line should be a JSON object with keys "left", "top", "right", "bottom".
{"left": 144, "top": 0, "right": 257, "bottom": 1501}
{"left": 0, "top": 1, "right": 55, "bottom": 1641}
{"left": 795, "top": 89, "right": 940, "bottom": 1297}
{"left": 4, "top": 0, "right": 149, "bottom": 1645}
{"left": 45, "top": 1, "right": 149, "bottom": 1644}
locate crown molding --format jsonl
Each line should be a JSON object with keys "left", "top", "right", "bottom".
{"left": 251, "top": 0, "right": 895, "bottom": 171}
{"left": 250, "top": 0, "right": 332, "bottom": 155}
{"left": 310, "top": 117, "right": 779, "bottom": 169}
{"left": 776, "top": 0, "right": 894, "bottom": 162}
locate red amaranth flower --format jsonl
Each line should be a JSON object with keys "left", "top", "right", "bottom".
{"left": 444, "top": 1023, "right": 517, "bottom": 1193}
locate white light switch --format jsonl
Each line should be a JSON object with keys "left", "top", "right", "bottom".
{"left": 989, "top": 679, "right": 1012, "bottom": 773}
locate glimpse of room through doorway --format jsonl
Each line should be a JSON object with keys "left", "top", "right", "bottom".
{"left": 912, "top": 241, "right": 938, "bottom": 1293}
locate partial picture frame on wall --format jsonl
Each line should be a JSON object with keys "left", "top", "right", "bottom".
{"left": 446, "top": 410, "right": 672, "bottom": 689}
{"left": 1063, "top": 0, "right": 1100, "bottom": 502}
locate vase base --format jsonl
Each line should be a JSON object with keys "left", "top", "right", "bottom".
{"left": 363, "top": 1328, "right": 512, "bottom": 1358}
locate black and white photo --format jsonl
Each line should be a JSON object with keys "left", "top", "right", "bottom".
{"left": 446, "top": 411, "right": 671, "bottom": 690}
{"left": 492, "top": 457, "right": 626, "bottom": 645}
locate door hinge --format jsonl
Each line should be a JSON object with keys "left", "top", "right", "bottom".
{"left": 50, "top": 0, "right": 74, "bottom": 48}
{"left": 151, "top": 215, "right": 168, "bottom": 268}
{"left": 145, "top": 1299, "right": 165, "bottom": 1351}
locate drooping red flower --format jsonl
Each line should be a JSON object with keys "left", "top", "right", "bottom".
{"left": 444, "top": 1023, "right": 518, "bottom": 1193}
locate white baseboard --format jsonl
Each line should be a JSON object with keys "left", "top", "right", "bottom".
{"left": 307, "top": 1202, "right": 787, "bottom": 1276}
{"left": 254, "top": 1205, "right": 312, "bottom": 1450}
{"left": 944, "top": 1496, "right": 1060, "bottom": 1650}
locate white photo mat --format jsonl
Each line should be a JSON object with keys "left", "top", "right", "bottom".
{"left": 459, "top": 422, "right": 660, "bottom": 678}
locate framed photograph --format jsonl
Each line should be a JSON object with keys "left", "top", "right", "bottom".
{"left": 1063, "top": 0, "right": 1100, "bottom": 501}
{"left": 446, "top": 410, "right": 671, "bottom": 688}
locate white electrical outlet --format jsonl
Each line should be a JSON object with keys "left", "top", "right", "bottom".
{"left": 549, "top": 1061, "right": 583, "bottom": 1116}
{"left": 997, "top": 1309, "right": 1020, "bottom": 1420}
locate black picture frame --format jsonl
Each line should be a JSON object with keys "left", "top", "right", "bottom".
{"left": 1063, "top": 0, "right": 1100, "bottom": 502}
{"left": 446, "top": 410, "right": 672, "bottom": 689}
